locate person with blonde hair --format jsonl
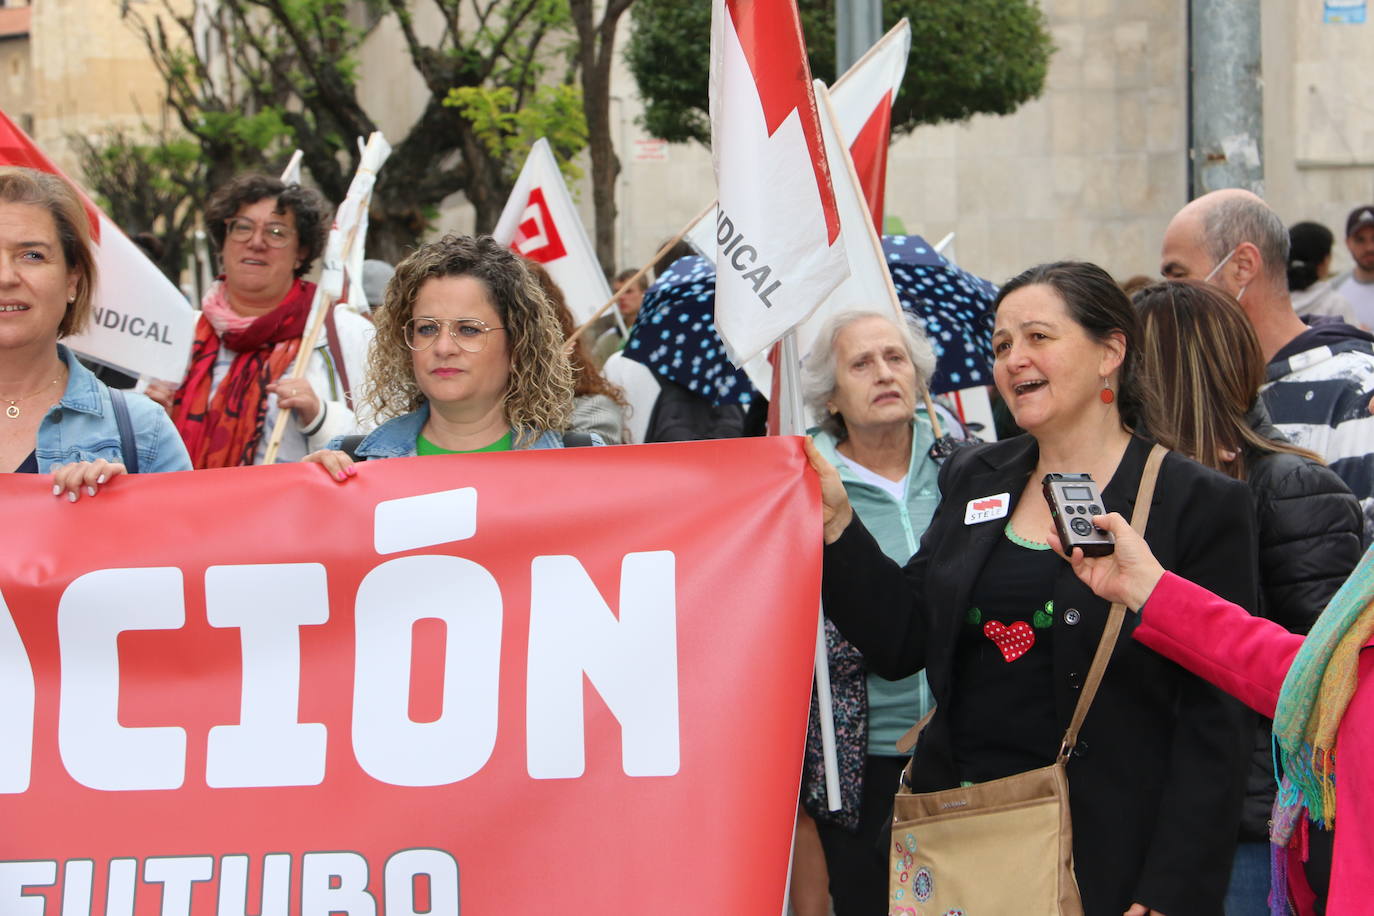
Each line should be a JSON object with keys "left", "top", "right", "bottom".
{"left": 0, "top": 165, "right": 189, "bottom": 492}
{"left": 305, "top": 234, "right": 592, "bottom": 477}
{"left": 1133, "top": 279, "right": 1362, "bottom": 912}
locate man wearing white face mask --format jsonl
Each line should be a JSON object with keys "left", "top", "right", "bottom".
{"left": 1160, "top": 188, "right": 1374, "bottom": 914}
{"left": 1160, "top": 188, "right": 1374, "bottom": 547}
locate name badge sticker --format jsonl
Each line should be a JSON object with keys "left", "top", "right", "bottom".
{"left": 964, "top": 492, "right": 1010, "bottom": 525}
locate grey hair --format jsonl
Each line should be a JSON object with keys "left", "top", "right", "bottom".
{"left": 800, "top": 309, "right": 937, "bottom": 439}
{"left": 1203, "top": 195, "right": 1290, "bottom": 288}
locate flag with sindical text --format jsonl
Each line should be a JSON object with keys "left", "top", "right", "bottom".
{"left": 0, "top": 110, "right": 194, "bottom": 382}
{"left": 709, "top": 0, "right": 849, "bottom": 365}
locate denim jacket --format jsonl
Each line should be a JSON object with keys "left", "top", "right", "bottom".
{"left": 328, "top": 402, "right": 593, "bottom": 459}
{"left": 33, "top": 346, "right": 192, "bottom": 473}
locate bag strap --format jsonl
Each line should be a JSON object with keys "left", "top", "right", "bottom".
{"left": 337, "top": 434, "right": 366, "bottom": 461}
{"left": 1055, "top": 442, "right": 1167, "bottom": 763}
{"left": 109, "top": 388, "right": 139, "bottom": 475}
{"left": 562, "top": 431, "right": 595, "bottom": 448}
{"left": 323, "top": 305, "right": 355, "bottom": 412}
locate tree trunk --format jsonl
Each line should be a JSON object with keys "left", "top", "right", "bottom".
{"left": 573, "top": 0, "right": 634, "bottom": 275}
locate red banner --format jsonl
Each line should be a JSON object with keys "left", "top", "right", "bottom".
{"left": 0, "top": 438, "right": 820, "bottom": 915}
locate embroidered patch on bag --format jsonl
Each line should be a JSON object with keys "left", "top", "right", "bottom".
{"left": 913, "top": 867, "right": 933, "bottom": 901}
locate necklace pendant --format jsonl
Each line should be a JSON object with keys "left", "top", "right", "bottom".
{"left": 5, "top": 404, "right": 18, "bottom": 419}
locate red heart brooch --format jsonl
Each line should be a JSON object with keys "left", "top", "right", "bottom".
{"left": 983, "top": 620, "right": 1035, "bottom": 662}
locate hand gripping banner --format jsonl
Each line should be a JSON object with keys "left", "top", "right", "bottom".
{"left": 0, "top": 438, "right": 820, "bottom": 915}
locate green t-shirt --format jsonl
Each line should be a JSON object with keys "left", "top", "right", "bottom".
{"left": 416, "top": 430, "right": 513, "bottom": 455}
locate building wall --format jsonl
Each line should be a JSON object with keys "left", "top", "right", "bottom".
{"left": 28, "top": 0, "right": 185, "bottom": 175}
{"left": 0, "top": 35, "right": 32, "bottom": 135}
{"left": 1263, "top": 0, "right": 1374, "bottom": 275}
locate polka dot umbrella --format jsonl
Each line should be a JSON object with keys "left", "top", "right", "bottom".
{"left": 623, "top": 255, "right": 760, "bottom": 407}
{"left": 882, "top": 235, "right": 999, "bottom": 395}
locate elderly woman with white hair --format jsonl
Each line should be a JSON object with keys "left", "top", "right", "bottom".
{"left": 796, "top": 308, "right": 946, "bottom": 916}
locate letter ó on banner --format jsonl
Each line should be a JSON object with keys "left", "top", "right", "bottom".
{"left": 383, "top": 849, "right": 460, "bottom": 916}
{"left": 205, "top": 564, "right": 329, "bottom": 788}
{"left": 301, "top": 852, "right": 376, "bottom": 916}
{"left": 352, "top": 555, "right": 502, "bottom": 786}
{"left": 58, "top": 568, "right": 187, "bottom": 791}
{"left": 526, "top": 552, "right": 680, "bottom": 779}
{"left": 0, "top": 588, "right": 35, "bottom": 793}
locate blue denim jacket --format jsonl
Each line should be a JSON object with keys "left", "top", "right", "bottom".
{"left": 33, "top": 346, "right": 192, "bottom": 473}
{"left": 329, "top": 402, "right": 595, "bottom": 458}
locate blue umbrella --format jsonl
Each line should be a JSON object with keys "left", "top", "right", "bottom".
{"left": 624, "top": 255, "right": 759, "bottom": 407}
{"left": 883, "top": 234, "right": 999, "bottom": 395}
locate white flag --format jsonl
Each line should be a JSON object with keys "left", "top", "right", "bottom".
{"left": 829, "top": 19, "right": 910, "bottom": 232}
{"left": 0, "top": 110, "right": 196, "bottom": 383}
{"left": 709, "top": 0, "right": 849, "bottom": 365}
{"left": 493, "top": 139, "right": 612, "bottom": 325}
{"left": 790, "top": 81, "right": 905, "bottom": 362}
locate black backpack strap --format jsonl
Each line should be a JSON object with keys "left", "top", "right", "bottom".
{"left": 561, "top": 431, "right": 595, "bottom": 448}
{"left": 109, "top": 388, "right": 139, "bottom": 474}
{"left": 337, "top": 435, "right": 367, "bottom": 461}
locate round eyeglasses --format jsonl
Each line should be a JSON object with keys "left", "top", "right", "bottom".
{"left": 224, "top": 217, "right": 296, "bottom": 248}
{"left": 404, "top": 317, "right": 506, "bottom": 352}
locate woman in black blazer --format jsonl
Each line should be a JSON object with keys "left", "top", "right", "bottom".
{"left": 808, "top": 262, "right": 1258, "bottom": 916}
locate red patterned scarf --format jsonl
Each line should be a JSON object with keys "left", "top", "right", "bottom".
{"left": 172, "top": 278, "right": 315, "bottom": 468}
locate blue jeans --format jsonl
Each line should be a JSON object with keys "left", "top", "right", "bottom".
{"left": 1225, "top": 840, "right": 1272, "bottom": 916}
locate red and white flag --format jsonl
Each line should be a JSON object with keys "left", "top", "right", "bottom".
{"left": 791, "top": 81, "right": 905, "bottom": 362}
{"left": 709, "top": 0, "right": 849, "bottom": 365}
{"left": 830, "top": 19, "right": 910, "bottom": 233}
{"left": 493, "top": 138, "right": 612, "bottom": 325}
{"left": 0, "top": 110, "right": 195, "bottom": 382}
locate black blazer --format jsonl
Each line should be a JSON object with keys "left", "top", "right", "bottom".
{"left": 823, "top": 434, "right": 1259, "bottom": 916}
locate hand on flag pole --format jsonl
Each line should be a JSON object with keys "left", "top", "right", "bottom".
{"left": 262, "top": 133, "right": 391, "bottom": 465}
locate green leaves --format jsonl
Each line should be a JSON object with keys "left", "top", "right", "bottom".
{"left": 445, "top": 83, "right": 588, "bottom": 184}
{"left": 626, "top": 0, "right": 1053, "bottom": 145}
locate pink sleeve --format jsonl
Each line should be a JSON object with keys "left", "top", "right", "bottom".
{"left": 1134, "top": 572, "right": 1305, "bottom": 718}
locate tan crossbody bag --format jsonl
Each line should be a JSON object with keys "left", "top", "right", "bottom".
{"left": 888, "top": 444, "right": 1166, "bottom": 916}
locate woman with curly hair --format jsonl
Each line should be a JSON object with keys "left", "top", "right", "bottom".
{"left": 524, "top": 259, "right": 628, "bottom": 444}
{"left": 304, "top": 234, "right": 592, "bottom": 476}
{"left": 146, "top": 172, "right": 363, "bottom": 467}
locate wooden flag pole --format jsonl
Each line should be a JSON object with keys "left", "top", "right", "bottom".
{"left": 565, "top": 200, "right": 716, "bottom": 348}
{"left": 260, "top": 193, "right": 369, "bottom": 465}
{"left": 779, "top": 330, "right": 842, "bottom": 812}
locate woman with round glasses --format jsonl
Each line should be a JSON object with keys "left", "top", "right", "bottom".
{"left": 146, "top": 173, "right": 363, "bottom": 466}
{"left": 303, "top": 234, "right": 590, "bottom": 476}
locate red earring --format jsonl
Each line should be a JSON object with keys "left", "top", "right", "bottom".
{"left": 1100, "top": 382, "right": 1115, "bottom": 405}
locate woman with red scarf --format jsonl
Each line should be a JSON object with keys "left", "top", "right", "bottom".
{"left": 148, "top": 174, "right": 358, "bottom": 466}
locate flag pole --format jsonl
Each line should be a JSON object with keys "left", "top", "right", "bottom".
{"left": 262, "top": 135, "right": 388, "bottom": 464}
{"left": 566, "top": 201, "right": 715, "bottom": 347}
{"left": 779, "top": 329, "right": 842, "bottom": 812}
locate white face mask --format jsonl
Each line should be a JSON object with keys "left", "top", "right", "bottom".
{"left": 1204, "top": 246, "right": 1247, "bottom": 301}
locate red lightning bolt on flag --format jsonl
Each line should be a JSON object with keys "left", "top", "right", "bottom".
{"left": 725, "top": 0, "right": 841, "bottom": 245}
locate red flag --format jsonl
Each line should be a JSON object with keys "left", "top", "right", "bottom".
{"left": 830, "top": 20, "right": 910, "bottom": 232}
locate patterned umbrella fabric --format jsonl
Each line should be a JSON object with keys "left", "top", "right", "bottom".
{"left": 883, "top": 234, "right": 999, "bottom": 395}
{"left": 624, "top": 255, "right": 759, "bottom": 407}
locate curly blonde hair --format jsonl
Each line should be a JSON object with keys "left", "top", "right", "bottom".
{"left": 365, "top": 235, "right": 574, "bottom": 445}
